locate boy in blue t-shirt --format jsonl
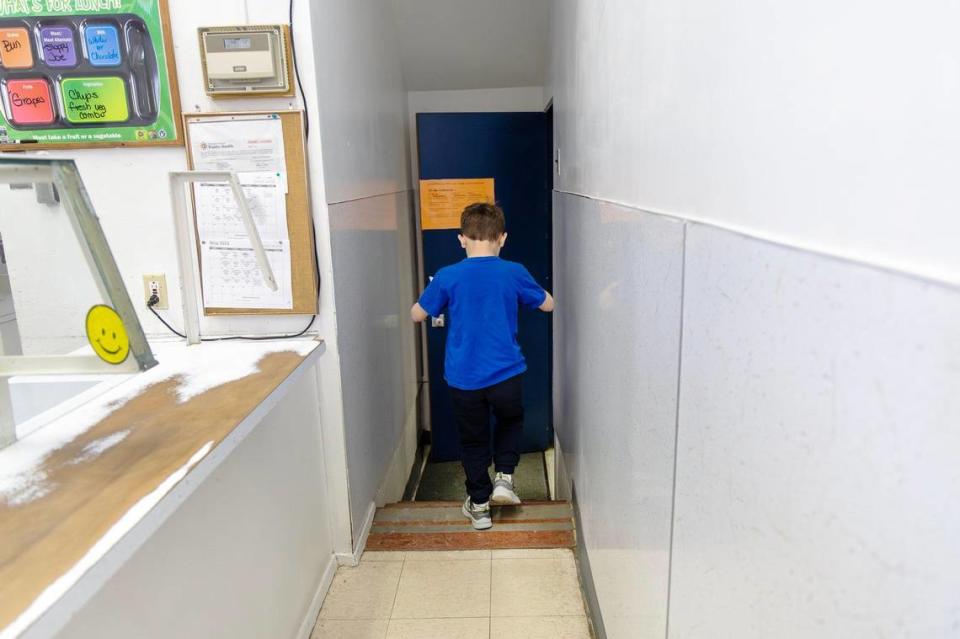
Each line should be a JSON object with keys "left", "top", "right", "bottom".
{"left": 411, "top": 202, "right": 554, "bottom": 530}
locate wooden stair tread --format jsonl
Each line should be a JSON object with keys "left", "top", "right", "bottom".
{"left": 367, "top": 500, "right": 576, "bottom": 551}
{"left": 383, "top": 500, "right": 567, "bottom": 508}
{"left": 367, "top": 531, "right": 574, "bottom": 551}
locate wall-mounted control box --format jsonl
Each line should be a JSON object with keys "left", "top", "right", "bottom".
{"left": 198, "top": 25, "right": 293, "bottom": 97}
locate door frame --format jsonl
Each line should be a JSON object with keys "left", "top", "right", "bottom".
{"left": 412, "top": 100, "right": 556, "bottom": 447}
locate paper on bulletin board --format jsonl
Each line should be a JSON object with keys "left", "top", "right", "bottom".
{"left": 188, "top": 115, "right": 287, "bottom": 190}
{"left": 419, "top": 178, "right": 495, "bottom": 230}
{"left": 186, "top": 114, "right": 294, "bottom": 310}
{"left": 194, "top": 172, "right": 288, "bottom": 243}
{"left": 199, "top": 239, "right": 293, "bottom": 310}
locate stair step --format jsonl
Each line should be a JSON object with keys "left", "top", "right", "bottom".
{"left": 366, "top": 501, "right": 575, "bottom": 551}
{"left": 383, "top": 500, "right": 567, "bottom": 508}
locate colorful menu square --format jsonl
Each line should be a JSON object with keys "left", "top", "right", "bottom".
{"left": 40, "top": 26, "right": 77, "bottom": 67}
{"left": 5, "top": 79, "right": 55, "bottom": 125}
{"left": 60, "top": 76, "right": 129, "bottom": 124}
{"left": 0, "top": 27, "right": 33, "bottom": 69}
{"left": 84, "top": 24, "right": 121, "bottom": 67}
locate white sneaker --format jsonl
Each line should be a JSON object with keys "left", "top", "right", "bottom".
{"left": 462, "top": 498, "right": 493, "bottom": 530}
{"left": 491, "top": 472, "right": 521, "bottom": 505}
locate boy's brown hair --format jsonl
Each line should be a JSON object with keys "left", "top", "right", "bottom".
{"left": 460, "top": 202, "right": 505, "bottom": 241}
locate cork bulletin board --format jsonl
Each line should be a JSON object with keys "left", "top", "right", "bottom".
{"left": 183, "top": 110, "right": 317, "bottom": 316}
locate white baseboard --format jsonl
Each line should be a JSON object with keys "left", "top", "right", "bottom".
{"left": 335, "top": 500, "right": 377, "bottom": 567}
{"left": 295, "top": 553, "right": 339, "bottom": 639}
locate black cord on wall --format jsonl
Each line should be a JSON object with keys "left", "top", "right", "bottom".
{"left": 148, "top": 296, "right": 316, "bottom": 341}
{"left": 289, "top": 0, "right": 309, "bottom": 139}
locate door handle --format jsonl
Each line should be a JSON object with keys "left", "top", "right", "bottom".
{"left": 431, "top": 314, "right": 445, "bottom": 328}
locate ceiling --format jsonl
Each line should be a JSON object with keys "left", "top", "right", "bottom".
{"left": 387, "top": 0, "right": 553, "bottom": 91}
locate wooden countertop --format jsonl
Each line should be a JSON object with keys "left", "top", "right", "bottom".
{"left": 0, "top": 339, "right": 324, "bottom": 637}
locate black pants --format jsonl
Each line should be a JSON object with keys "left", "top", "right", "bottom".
{"left": 450, "top": 374, "right": 524, "bottom": 504}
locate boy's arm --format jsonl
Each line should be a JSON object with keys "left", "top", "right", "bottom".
{"left": 411, "top": 303, "right": 429, "bottom": 323}
{"left": 539, "top": 292, "right": 555, "bottom": 313}
{"left": 413, "top": 274, "right": 447, "bottom": 323}
{"left": 516, "top": 265, "right": 554, "bottom": 313}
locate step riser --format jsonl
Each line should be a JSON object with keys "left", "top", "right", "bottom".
{"left": 367, "top": 530, "right": 575, "bottom": 551}
{"left": 369, "top": 500, "right": 575, "bottom": 552}
{"left": 376, "top": 505, "right": 572, "bottom": 522}
{"left": 375, "top": 518, "right": 571, "bottom": 527}
{"left": 373, "top": 522, "right": 573, "bottom": 534}
{"left": 383, "top": 500, "right": 562, "bottom": 508}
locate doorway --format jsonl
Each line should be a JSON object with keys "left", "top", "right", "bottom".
{"left": 414, "top": 110, "right": 553, "bottom": 497}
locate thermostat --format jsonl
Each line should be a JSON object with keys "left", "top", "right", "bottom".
{"left": 198, "top": 25, "right": 293, "bottom": 97}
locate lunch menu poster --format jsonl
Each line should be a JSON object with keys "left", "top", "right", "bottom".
{"left": 0, "top": 0, "right": 180, "bottom": 148}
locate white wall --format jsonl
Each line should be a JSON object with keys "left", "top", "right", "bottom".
{"left": 549, "top": 1, "right": 960, "bottom": 637}
{"left": 550, "top": 0, "right": 960, "bottom": 285}
{"left": 6, "top": 0, "right": 424, "bottom": 555}
{"left": 554, "top": 193, "right": 960, "bottom": 639}
{"left": 0, "top": 188, "right": 100, "bottom": 355}
{"left": 0, "top": 258, "right": 14, "bottom": 445}
{"left": 310, "top": 0, "right": 419, "bottom": 540}
{"left": 18, "top": 0, "right": 333, "bottom": 340}
{"left": 669, "top": 224, "right": 960, "bottom": 638}
{"left": 10, "top": 0, "right": 356, "bottom": 555}
{"left": 57, "top": 368, "right": 336, "bottom": 639}
{"left": 553, "top": 196, "right": 683, "bottom": 638}
{"left": 313, "top": 1, "right": 410, "bottom": 203}
{"left": 327, "top": 190, "right": 418, "bottom": 536}
{"left": 389, "top": 0, "right": 552, "bottom": 91}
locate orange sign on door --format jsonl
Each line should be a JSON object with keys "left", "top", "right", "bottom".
{"left": 419, "top": 178, "right": 495, "bottom": 231}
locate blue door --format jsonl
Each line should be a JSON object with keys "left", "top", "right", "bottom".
{"left": 418, "top": 112, "right": 553, "bottom": 462}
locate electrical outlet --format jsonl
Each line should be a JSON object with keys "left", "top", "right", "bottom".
{"left": 143, "top": 273, "right": 168, "bottom": 309}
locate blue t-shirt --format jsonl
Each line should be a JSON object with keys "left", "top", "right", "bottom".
{"left": 418, "top": 256, "right": 547, "bottom": 391}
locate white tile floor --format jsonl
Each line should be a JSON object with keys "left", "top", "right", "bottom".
{"left": 311, "top": 549, "right": 592, "bottom": 639}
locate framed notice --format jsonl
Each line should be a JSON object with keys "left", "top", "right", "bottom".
{"left": 0, "top": 0, "right": 181, "bottom": 150}
{"left": 420, "top": 177, "right": 495, "bottom": 230}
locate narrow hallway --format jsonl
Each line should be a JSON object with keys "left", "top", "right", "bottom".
{"left": 0, "top": 0, "right": 957, "bottom": 637}
{"left": 311, "top": 549, "right": 591, "bottom": 639}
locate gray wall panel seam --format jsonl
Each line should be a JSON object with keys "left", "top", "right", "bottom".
{"left": 326, "top": 188, "right": 414, "bottom": 206}
{"left": 664, "top": 221, "right": 688, "bottom": 639}
{"left": 556, "top": 189, "right": 960, "bottom": 293}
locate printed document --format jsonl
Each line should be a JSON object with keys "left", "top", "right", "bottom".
{"left": 187, "top": 115, "right": 293, "bottom": 309}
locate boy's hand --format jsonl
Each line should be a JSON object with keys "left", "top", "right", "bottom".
{"left": 539, "top": 292, "right": 555, "bottom": 313}
{"left": 411, "top": 303, "right": 429, "bottom": 323}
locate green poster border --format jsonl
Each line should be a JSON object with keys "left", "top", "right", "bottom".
{"left": 0, "top": 0, "right": 182, "bottom": 149}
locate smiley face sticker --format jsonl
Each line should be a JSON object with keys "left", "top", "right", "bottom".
{"left": 85, "top": 305, "right": 130, "bottom": 365}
